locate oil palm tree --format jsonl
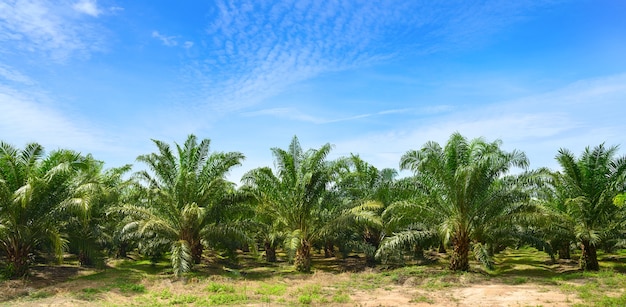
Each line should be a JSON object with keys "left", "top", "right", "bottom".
{"left": 387, "top": 133, "right": 530, "bottom": 271}
{"left": 334, "top": 154, "right": 410, "bottom": 264}
{"left": 0, "top": 142, "right": 88, "bottom": 277}
{"left": 549, "top": 144, "right": 626, "bottom": 270}
{"left": 117, "top": 135, "right": 246, "bottom": 276}
{"left": 61, "top": 162, "right": 132, "bottom": 266}
{"left": 242, "top": 136, "right": 334, "bottom": 272}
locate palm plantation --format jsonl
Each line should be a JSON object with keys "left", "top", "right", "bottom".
{"left": 116, "top": 135, "right": 245, "bottom": 276}
{"left": 0, "top": 133, "right": 625, "bottom": 284}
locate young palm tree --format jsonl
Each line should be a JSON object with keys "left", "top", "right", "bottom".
{"left": 550, "top": 144, "right": 626, "bottom": 270}
{"left": 0, "top": 142, "right": 88, "bottom": 277}
{"left": 388, "top": 133, "right": 530, "bottom": 271}
{"left": 117, "top": 135, "right": 245, "bottom": 276}
{"left": 242, "top": 136, "right": 334, "bottom": 272}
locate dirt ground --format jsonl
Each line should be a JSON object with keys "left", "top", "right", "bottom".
{"left": 350, "top": 283, "right": 578, "bottom": 306}
{"left": 1, "top": 269, "right": 581, "bottom": 306}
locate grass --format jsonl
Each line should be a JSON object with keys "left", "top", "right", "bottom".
{"left": 410, "top": 294, "right": 435, "bottom": 304}
{"left": 3, "top": 247, "right": 626, "bottom": 306}
{"left": 254, "top": 283, "right": 287, "bottom": 295}
{"left": 75, "top": 287, "right": 103, "bottom": 301}
{"left": 206, "top": 282, "right": 236, "bottom": 293}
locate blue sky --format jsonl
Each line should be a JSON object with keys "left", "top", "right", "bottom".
{"left": 1, "top": 0, "right": 625, "bottom": 181}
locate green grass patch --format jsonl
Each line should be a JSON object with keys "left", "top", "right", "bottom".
{"left": 170, "top": 294, "right": 201, "bottom": 305}
{"left": 255, "top": 283, "right": 287, "bottom": 296}
{"left": 206, "top": 282, "right": 236, "bottom": 293}
{"left": 117, "top": 282, "right": 146, "bottom": 293}
{"left": 332, "top": 293, "right": 351, "bottom": 303}
{"left": 75, "top": 287, "right": 103, "bottom": 301}
{"left": 207, "top": 293, "right": 248, "bottom": 305}
{"left": 298, "top": 294, "right": 312, "bottom": 304}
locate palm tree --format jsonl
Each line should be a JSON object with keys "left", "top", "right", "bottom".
{"left": 550, "top": 144, "right": 626, "bottom": 270}
{"left": 0, "top": 142, "right": 88, "bottom": 277}
{"left": 242, "top": 136, "right": 334, "bottom": 272}
{"left": 61, "top": 161, "right": 132, "bottom": 266}
{"left": 334, "top": 154, "right": 407, "bottom": 264}
{"left": 117, "top": 135, "right": 246, "bottom": 276}
{"left": 387, "top": 132, "right": 530, "bottom": 271}
{"left": 239, "top": 178, "right": 286, "bottom": 262}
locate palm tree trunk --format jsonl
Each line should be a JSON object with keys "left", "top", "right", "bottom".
{"left": 4, "top": 239, "right": 30, "bottom": 278}
{"left": 192, "top": 241, "right": 203, "bottom": 264}
{"left": 413, "top": 244, "right": 424, "bottom": 260}
{"left": 558, "top": 244, "right": 571, "bottom": 260}
{"left": 295, "top": 239, "right": 312, "bottom": 272}
{"left": 324, "top": 241, "right": 335, "bottom": 258}
{"left": 580, "top": 240, "right": 599, "bottom": 271}
{"left": 450, "top": 230, "right": 470, "bottom": 271}
{"left": 78, "top": 250, "right": 93, "bottom": 266}
{"left": 117, "top": 242, "right": 128, "bottom": 258}
{"left": 264, "top": 241, "right": 277, "bottom": 262}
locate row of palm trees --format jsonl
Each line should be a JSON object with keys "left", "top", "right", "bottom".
{"left": 1, "top": 133, "right": 625, "bottom": 278}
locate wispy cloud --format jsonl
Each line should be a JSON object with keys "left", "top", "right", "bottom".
{"left": 180, "top": 1, "right": 555, "bottom": 113}
{"left": 0, "top": 82, "right": 149, "bottom": 167}
{"left": 152, "top": 31, "right": 179, "bottom": 47}
{"left": 243, "top": 105, "right": 453, "bottom": 124}
{"left": 0, "top": 64, "right": 34, "bottom": 85}
{"left": 73, "top": 0, "right": 100, "bottom": 17}
{"left": 0, "top": 85, "right": 99, "bottom": 149}
{"left": 0, "top": 0, "right": 106, "bottom": 61}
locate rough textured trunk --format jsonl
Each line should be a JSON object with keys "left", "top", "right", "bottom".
{"left": 264, "top": 241, "right": 277, "bottom": 262}
{"left": 4, "top": 240, "right": 30, "bottom": 278}
{"left": 580, "top": 240, "right": 599, "bottom": 271}
{"left": 558, "top": 244, "right": 571, "bottom": 260}
{"left": 187, "top": 240, "right": 204, "bottom": 264}
{"left": 117, "top": 242, "right": 128, "bottom": 258}
{"left": 295, "top": 240, "right": 312, "bottom": 272}
{"left": 324, "top": 241, "right": 335, "bottom": 258}
{"left": 450, "top": 231, "right": 470, "bottom": 271}
{"left": 192, "top": 241, "right": 203, "bottom": 264}
{"left": 413, "top": 244, "right": 424, "bottom": 260}
{"left": 78, "top": 250, "right": 92, "bottom": 267}
{"left": 363, "top": 228, "right": 380, "bottom": 265}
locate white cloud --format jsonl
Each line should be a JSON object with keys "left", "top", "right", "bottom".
{"left": 73, "top": 0, "right": 100, "bottom": 17}
{"left": 152, "top": 30, "right": 178, "bottom": 47}
{"left": 0, "top": 84, "right": 137, "bottom": 167}
{"left": 183, "top": 41, "right": 194, "bottom": 49}
{"left": 0, "top": 0, "right": 105, "bottom": 61}
{"left": 0, "top": 85, "right": 97, "bottom": 149}
{"left": 0, "top": 64, "right": 34, "bottom": 85}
